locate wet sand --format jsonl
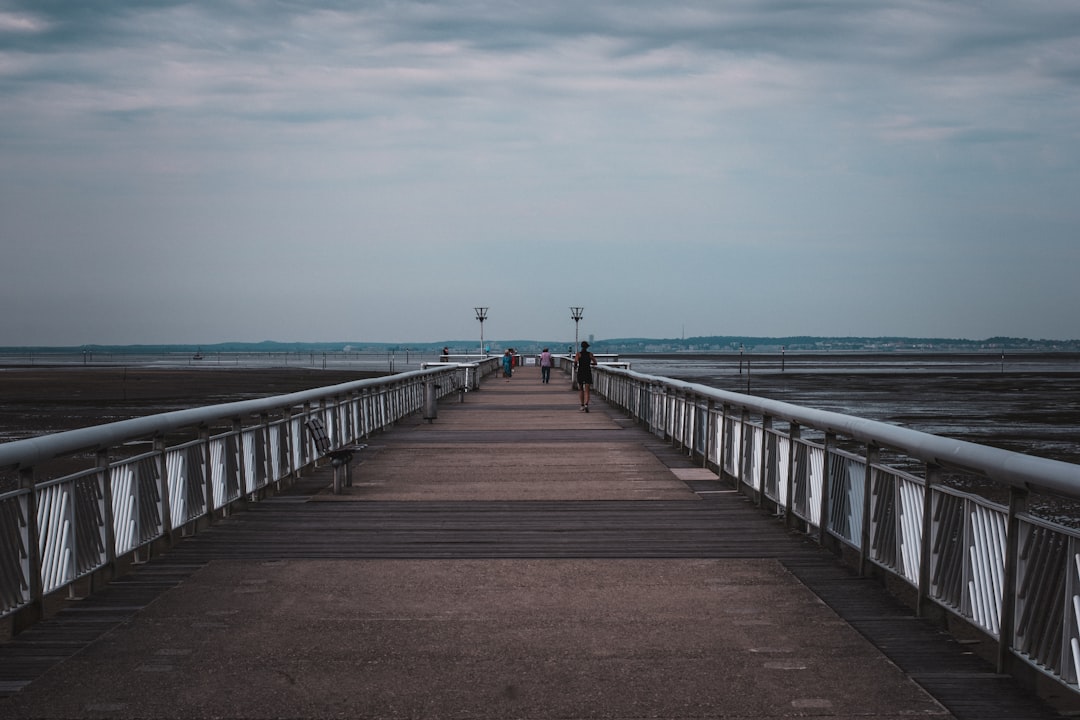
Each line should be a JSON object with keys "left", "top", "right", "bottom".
{"left": 626, "top": 354, "right": 1080, "bottom": 466}
{"left": 2, "top": 363, "right": 1078, "bottom": 462}
{"left": 718, "top": 370, "right": 1080, "bottom": 465}
{"left": 0, "top": 366, "right": 383, "bottom": 442}
{"left": 4, "top": 359, "right": 1079, "bottom": 457}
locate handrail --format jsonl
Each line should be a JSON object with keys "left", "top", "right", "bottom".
{"left": 6, "top": 357, "right": 1080, "bottom": 697}
{"left": 0, "top": 367, "right": 447, "bottom": 471}
{"left": 0, "top": 358, "right": 502, "bottom": 626}
{"left": 592, "top": 364, "right": 1080, "bottom": 696}
{"left": 600, "top": 367, "right": 1080, "bottom": 497}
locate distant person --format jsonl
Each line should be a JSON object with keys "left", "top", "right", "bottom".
{"left": 539, "top": 347, "right": 552, "bottom": 384}
{"left": 575, "top": 341, "right": 597, "bottom": 412}
{"left": 441, "top": 346, "right": 449, "bottom": 363}
{"left": 502, "top": 349, "right": 513, "bottom": 380}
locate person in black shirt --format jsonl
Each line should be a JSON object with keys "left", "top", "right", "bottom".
{"left": 575, "top": 341, "right": 597, "bottom": 412}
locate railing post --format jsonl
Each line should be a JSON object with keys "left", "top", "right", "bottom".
{"left": 785, "top": 423, "right": 800, "bottom": 530}
{"left": 647, "top": 382, "right": 657, "bottom": 433}
{"left": 653, "top": 385, "right": 663, "bottom": 437}
{"left": 357, "top": 389, "right": 369, "bottom": 440}
{"left": 640, "top": 382, "right": 649, "bottom": 429}
{"left": 97, "top": 449, "right": 117, "bottom": 566}
{"left": 859, "top": 443, "right": 880, "bottom": 576}
{"left": 227, "top": 416, "right": 245, "bottom": 507}
{"left": 917, "top": 463, "right": 942, "bottom": 618}
{"left": 698, "top": 394, "right": 707, "bottom": 462}
{"left": 660, "top": 388, "right": 669, "bottom": 444}
{"left": 664, "top": 388, "right": 673, "bottom": 444}
{"left": 675, "top": 389, "right": 685, "bottom": 451}
{"left": 232, "top": 417, "right": 247, "bottom": 500}
{"left": 281, "top": 409, "right": 294, "bottom": 483}
{"left": 302, "top": 402, "right": 314, "bottom": 465}
{"left": 998, "top": 484, "right": 1027, "bottom": 674}
{"left": 738, "top": 408, "right": 751, "bottom": 498}
{"left": 718, "top": 403, "right": 730, "bottom": 480}
{"left": 155, "top": 436, "right": 174, "bottom": 539}
{"left": 681, "top": 390, "right": 692, "bottom": 454}
{"left": 704, "top": 398, "right": 716, "bottom": 469}
{"left": 655, "top": 383, "right": 664, "bottom": 436}
{"left": 19, "top": 467, "right": 43, "bottom": 623}
{"left": 818, "top": 432, "right": 835, "bottom": 549}
{"left": 344, "top": 394, "right": 357, "bottom": 444}
{"left": 258, "top": 412, "right": 272, "bottom": 490}
{"left": 200, "top": 425, "right": 215, "bottom": 519}
{"left": 757, "top": 414, "right": 772, "bottom": 507}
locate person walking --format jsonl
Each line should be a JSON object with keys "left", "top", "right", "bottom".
{"left": 575, "top": 341, "right": 597, "bottom": 411}
{"left": 502, "top": 349, "right": 513, "bottom": 381}
{"left": 539, "top": 347, "right": 552, "bottom": 384}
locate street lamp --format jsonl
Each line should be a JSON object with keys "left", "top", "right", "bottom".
{"left": 570, "top": 307, "right": 584, "bottom": 389}
{"left": 570, "top": 307, "right": 584, "bottom": 348}
{"left": 474, "top": 307, "right": 488, "bottom": 358}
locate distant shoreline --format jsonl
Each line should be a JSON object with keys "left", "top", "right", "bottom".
{"left": 1, "top": 335, "right": 1078, "bottom": 355}
{"left": 624, "top": 350, "right": 1080, "bottom": 361}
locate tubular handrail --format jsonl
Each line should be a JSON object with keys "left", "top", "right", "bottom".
{"left": 5, "top": 357, "right": 1080, "bottom": 698}
{"left": 591, "top": 364, "right": 1080, "bottom": 696}
{"left": 0, "top": 367, "right": 446, "bottom": 471}
{"left": 0, "top": 358, "right": 502, "bottom": 627}
{"left": 601, "top": 367, "right": 1080, "bottom": 497}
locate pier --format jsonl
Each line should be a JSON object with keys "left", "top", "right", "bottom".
{"left": 0, "top": 362, "right": 1071, "bottom": 718}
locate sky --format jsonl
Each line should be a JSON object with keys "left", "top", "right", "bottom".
{"left": 2, "top": 1, "right": 1079, "bottom": 346}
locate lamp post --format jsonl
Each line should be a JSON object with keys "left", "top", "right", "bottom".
{"left": 474, "top": 307, "right": 488, "bottom": 359}
{"left": 570, "top": 307, "right": 584, "bottom": 389}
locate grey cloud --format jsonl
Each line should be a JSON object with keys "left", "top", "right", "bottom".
{"left": 0, "top": 1, "right": 183, "bottom": 50}
{"left": 6, "top": 1, "right": 1077, "bottom": 84}
{"left": 2, "top": 0, "right": 1080, "bottom": 343}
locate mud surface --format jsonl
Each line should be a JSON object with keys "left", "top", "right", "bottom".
{"left": 724, "top": 370, "right": 1080, "bottom": 465}
{"left": 628, "top": 354, "right": 1080, "bottom": 466}
{"left": 0, "top": 366, "right": 383, "bottom": 442}
{"left": 3, "top": 360, "right": 1078, "bottom": 463}
{"left": 624, "top": 354, "right": 1080, "bottom": 523}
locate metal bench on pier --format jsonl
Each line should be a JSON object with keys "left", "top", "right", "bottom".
{"left": 305, "top": 416, "right": 366, "bottom": 494}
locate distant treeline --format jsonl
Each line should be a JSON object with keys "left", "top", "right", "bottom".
{"left": 602, "top": 335, "right": 1080, "bottom": 352}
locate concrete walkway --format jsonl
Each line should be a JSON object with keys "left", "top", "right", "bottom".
{"left": 0, "top": 366, "right": 1067, "bottom": 719}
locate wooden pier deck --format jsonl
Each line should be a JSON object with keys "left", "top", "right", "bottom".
{"left": 0, "top": 366, "right": 1069, "bottom": 719}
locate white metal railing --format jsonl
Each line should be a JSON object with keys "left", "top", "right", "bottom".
{"left": 593, "top": 365, "right": 1080, "bottom": 695}
{"left": 0, "top": 360, "right": 500, "bottom": 621}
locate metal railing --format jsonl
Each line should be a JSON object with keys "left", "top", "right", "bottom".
{"left": 0, "top": 360, "right": 500, "bottom": 622}
{"left": 6, "top": 357, "right": 1080, "bottom": 695}
{"left": 593, "top": 365, "right": 1080, "bottom": 695}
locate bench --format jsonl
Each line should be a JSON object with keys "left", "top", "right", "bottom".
{"left": 305, "top": 416, "right": 367, "bottom": 495}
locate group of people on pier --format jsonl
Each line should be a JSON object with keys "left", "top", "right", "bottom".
{"left": 500, "top": 342, "right": 596, "bottom": 412}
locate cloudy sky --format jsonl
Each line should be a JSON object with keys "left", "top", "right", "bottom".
{"left": 2, "top": 1, "right": 1079, "bottom": 346}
